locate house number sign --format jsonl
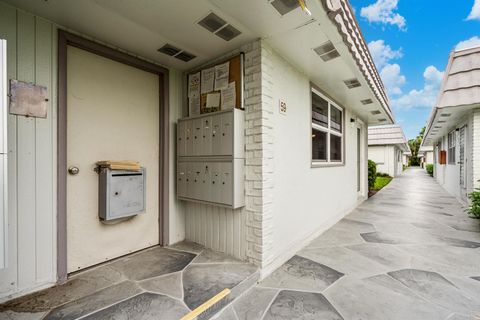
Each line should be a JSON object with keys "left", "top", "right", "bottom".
{"left": 279, "top": 99, "right": 287, "bottom": 115}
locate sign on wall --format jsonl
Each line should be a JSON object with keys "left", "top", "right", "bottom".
{"left": 279, "top": 99, "right": 287, "bottom": 115}
{"left": 9, "top": 79, "right": 48, "bottom": 118}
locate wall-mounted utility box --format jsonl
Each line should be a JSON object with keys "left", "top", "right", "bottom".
{"left": 177, "top": 109, "right": 245, "bottom": 208}
{"left": 98, "top": 168, "right": 146, "bottom": 221}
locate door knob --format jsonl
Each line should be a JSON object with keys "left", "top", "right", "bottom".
{"left": 68, "top": 166, "right": 80, "bottom": 175}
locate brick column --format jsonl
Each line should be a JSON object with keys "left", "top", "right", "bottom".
{"left": 242, "top": 40, "right": 275, "bottom": 267}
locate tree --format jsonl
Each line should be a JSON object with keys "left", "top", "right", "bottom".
{"left": 408, "top": 126, "right": 425, "bottom": 166}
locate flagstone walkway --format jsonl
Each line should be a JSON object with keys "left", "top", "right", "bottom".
{"left": 213, "top": 168, "right": 480, "bottom": 320}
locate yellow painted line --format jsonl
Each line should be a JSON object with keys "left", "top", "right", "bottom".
{"left": 298, "top": 0, "right": 306, "bottom": 11}
{"left": 180, "top": 288, "right": 231, "bottom": 320}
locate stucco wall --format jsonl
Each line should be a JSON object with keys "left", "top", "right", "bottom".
{"left": 265, "top": 43, "right": 368, "bottom": 275}
{"left": 369, "top": 145, "right": 398, "bottom": 177}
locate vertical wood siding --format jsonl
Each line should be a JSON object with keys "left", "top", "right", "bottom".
{"left": 0, "top": 4, "right": 56, "bottom": 296}
{"left": 184, "top": 204, "right": 246, "bottom": 260}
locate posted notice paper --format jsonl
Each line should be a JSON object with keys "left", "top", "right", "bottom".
{"left": 221, "top": 82, "right": 236, "bottom": 110}
{"left": 189, "top": 96, "right": 200, "bottom": 116}
{"left": 188, "top": 72, "right": 200, "bottom": 98}
{"left": 206, "top": 92, "right": 221, "bottom": 110}
{"left": 201, "top": 67, "right": 215, "bottom": 94}
{"left": 214, "top": 61, "right": 229, "bottom": 91}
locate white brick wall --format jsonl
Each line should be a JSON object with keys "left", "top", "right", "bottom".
{"left": 243, "top": 40, "right": 275, "bottom": 267}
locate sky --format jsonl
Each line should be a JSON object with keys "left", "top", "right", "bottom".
{"left": 349, "top": 0, "right": 480, "bottom": 139}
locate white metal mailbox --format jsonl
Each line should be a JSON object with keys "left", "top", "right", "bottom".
{"left": 176, "top": 108, "right": 245, "bottom": 208}
{"left": 98, "top": 168, "right": 146, "bottom": 221}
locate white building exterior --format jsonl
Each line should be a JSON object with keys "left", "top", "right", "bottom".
{"left": 402, "top": 150, "right": 412, "bottom": 167}
{"left": 422, "top": 45, "right": 480, "bottom": 203}
{"left": 0, "top": 0, "right": 394, "bottom": 300}
{"left": 368, "top": 125, "right": 409, "bottom": 177}
{"left": 418, "top": 146, "right": 434, "bottom": 169}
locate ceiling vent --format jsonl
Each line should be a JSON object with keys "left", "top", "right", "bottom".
{"left": 313, "top": 41, "right": 340, "bottom": 62}
{"left": 440, "top": 113, "right": 451, "bottom": 117}
{"left": 344, "top": 78, "right": 361, "bottom": 89}
{"left": 361, "top": 99, "right": 373, "bottom": 105}
{"left": 198, "top": 12, "right": 227, "bottom": 33}
{"left": 378, "top": 118, "right": 387, "bottom": 122}
{"left": 175, "top": 51, "right": 196, "bottom": 62}
{"left": 158, "top": 44, "right": 196, "bottom": 62}
{"left": 271, "top": 0, "right": 300, "bottom": 15}
{"left": 437, "top": 120, "right": 446, "bottom": 123}
{"left": 158, "top": 44, "right": 182, "bottom": 56}
{"left": 198, "top": 12, "right": 241, "bottom": 41}
{"left": 371, "top": 110, "right": 381, "bottom": 115}
{"left": 434, "top": 126, "right": 442, "bottom": 129}
{"left": 215, "top": 24, "right": 241, "bottom": 41}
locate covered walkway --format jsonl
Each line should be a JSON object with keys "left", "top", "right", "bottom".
{"left": 217, "top": 168, "right": 480, "bottom": 320}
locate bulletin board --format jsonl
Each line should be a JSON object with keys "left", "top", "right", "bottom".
{"left": 187, "top": 53, "right": 244, "bottom": 116}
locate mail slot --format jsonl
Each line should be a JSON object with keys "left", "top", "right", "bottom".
{"left": 98, "top": 168, "right": 146, "bottom": 221}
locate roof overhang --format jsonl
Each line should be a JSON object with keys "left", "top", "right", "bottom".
{"left": 423, "top": 46, "right": 480, "bottom": 146}
{"left": 4, "top": 0, "right": 393, "bottom": 125}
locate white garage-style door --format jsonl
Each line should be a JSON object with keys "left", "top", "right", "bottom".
{"left": 66, "top": 45, "right": 160, "bottom": 272}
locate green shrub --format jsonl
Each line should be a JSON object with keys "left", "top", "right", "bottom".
{"left": 467, "top": 188, "right": 480, "bottom": 218}
{"left": 368, "top": 160, "right": 377, "bottom": 189}
{"left": 376, "top": 172, "right": 391, "bottom": 178}
{"left": 426, "top": 164, "right": 434, "bottom": 176}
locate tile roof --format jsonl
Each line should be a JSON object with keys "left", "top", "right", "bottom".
{"left": 368, "top": 124, "right": 409, "bottom": 152}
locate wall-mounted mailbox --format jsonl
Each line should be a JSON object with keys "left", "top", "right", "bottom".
{"left": 176, "top": 108, "right": 245, "bottom": 208}
{"left": 98, "top": 168, "right": 146, "bottom": 221}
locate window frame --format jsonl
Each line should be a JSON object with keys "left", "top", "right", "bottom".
{"left": 448, "top": 130, "right": 456, "bottom": 164}
{"left": 310, "top": 86, "right": 345, "bottom": 167}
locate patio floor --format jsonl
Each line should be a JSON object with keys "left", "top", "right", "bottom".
{"left": 213, "top": 168, "right": 480, "bottom": 320}
{"left": 0, "top": 243, "right": 258, "bottom": 320}
{"left": 2, "top": 168, "right": 480, "bottom": 320}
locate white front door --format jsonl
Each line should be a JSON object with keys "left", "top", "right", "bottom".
{"left": 66, "top": 46, "right": 160, "bottom": 272}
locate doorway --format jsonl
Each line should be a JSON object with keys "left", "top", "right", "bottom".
{"left": 57, "top": 31, "right": 169, "bottom": 280}
{"left": 356, "top": 122, "right": 365, "bottom": 197}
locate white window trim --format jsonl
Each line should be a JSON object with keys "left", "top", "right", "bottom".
{"left": 311, "top": 87, "right": 345, "bottom": 167}
{"left": 448, "top": 130, "right": 456, "bottom": 165}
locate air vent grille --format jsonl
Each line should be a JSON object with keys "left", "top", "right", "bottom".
{"left": 157, "top": 44, "right": 181, "bottom": 56}
{"left": 215, "top": 24, "right": 241, "bottom": 41}
{"left": 271, "top": 0, "right": 300, "bottom": 15}
{"left": 370, "top": 110, "right": 381, "bottom": 115}
{"left": 378, "top": 118, "right": 387, "bottom": 122}
{"left": 198, "top": 12, "right": 227, "bottom": 33}
{"left": 158, "top": 44, "right": 195, "bottom": 62}
{"left": 440, "top": 113, "right": 451, "bottom": 117}
{"left": 344, "top": 78, "right": 361, "bottom": 89}
{"left": 361, "top": 99, "right": 373, "bottom": 105}
{"left": 175, "top": 51, "right": 196, "bottom": 62}
{"left": 313, "top": 41, "right": 340, "bottom": 62}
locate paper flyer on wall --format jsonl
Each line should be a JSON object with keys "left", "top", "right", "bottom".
{"left": 188, "top": 72, "right": 200, "bottom": 98}
{"left": 189, "top": 96, "right": 200, "bottom": 116}
{"left": 206, "top": 92, "right": 221, "bottom": 110}
{"left": 214, "top": 61, "right": 229, "bottom": 91}
{"left": 201, "top": 67, "right": 215, "bottom": 94}
{"left": 221, "top": 82, "right": 236, "bottom": 110}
